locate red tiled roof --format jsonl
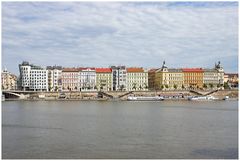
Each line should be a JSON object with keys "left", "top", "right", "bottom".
{"left": 182, "top": 68, "right": 203, "bottom": 72}
{"left": 127, "top": 67, "right": 144, "bottom": 72}
{"left": 96, "top": 68, "right": 112, "bottom": 73}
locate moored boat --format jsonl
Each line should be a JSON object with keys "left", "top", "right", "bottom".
{"left": 127, "top": 96, "right": 164, "bottom": 101}
{"left": 188, "top": 95, "right": 218, "bottom": 101}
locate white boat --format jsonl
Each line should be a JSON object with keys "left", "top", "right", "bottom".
{"left": 223, "top": 96, "right": 229, "bottom": 100}
{"left": 188, "top": 96, "right": 217, "bottom": 101}
{"left": 127, "top": 96, "right": 164, "bottom": 101}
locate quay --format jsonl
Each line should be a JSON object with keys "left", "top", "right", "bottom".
{"left": 2, "top": 89, "right": 238, "bottom": 101}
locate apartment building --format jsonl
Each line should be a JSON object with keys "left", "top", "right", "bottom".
{"left": 96, "top": 68, "right": 112, "bottom": 91}
{"left": 111, "top": 66, "right": 127, "bottom": 91}
{"left": 126, "top": 67, "right": 148, "bottom": 91}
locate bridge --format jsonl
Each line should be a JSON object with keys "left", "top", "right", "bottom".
{"left": 2, "top": 91, "right": 26, "bottom": 99}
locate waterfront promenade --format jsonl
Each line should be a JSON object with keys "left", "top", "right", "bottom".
{"left": 2, "top": 89, "right": 238, "bottom": 101}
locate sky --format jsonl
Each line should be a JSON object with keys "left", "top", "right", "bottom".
{"left": 2, "top": 2, "right": 239, "bottom": 75}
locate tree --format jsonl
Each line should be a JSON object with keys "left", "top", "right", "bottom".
{"left": 132, "top": 83, "right": 137, "bottom": 91}
{"left": 203, "top": 83, "right": 207, "bottom": 89}
{"left": 139, "top": 85, "right": 142, "bottom": 90}
{"left": 209, "top": 83, "right": 213, "bottom": 89}
{"left": 224, "top": 82, "right": 229, "bottom": 89}
{"left": 165, "top": 84, "right": 169, "bottom": 89}
{"left": 120, "top": 85, "right": 124, "bottom": 91}
{"left": 160, "top": 85, "right": 164, "bottom": 90}
{"left": 182, "top": 84, "right": 185, "bottom": 90}
{"left": 173, "top": 84, "right": 177, "bottom": 90}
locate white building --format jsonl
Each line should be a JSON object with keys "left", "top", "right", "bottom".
{"left": 47, "top": 66, "right": 62, "bottom": 91}
{"left": 126, "top": 67, "right": 148, "bottom": 91}
{"left": 79, "top": 68, "right": 97, "bottom": 91}
{"left": 19, "top": 61, "right": 48, "bottom": 91}
{"left": 111, "top": 66, "right": 127, "bottom": 91}
{"left": 215, "top": 61, "right": 224, "bottom": 85}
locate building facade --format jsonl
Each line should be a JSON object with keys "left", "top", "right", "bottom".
{"left": 19, "top": 61, "right": 48, "bottom": 91}
{"left": 215, "top": 61, "right": 224, "bottom": 86}
{"left": 96, "top": 68, "right": 112, "bottom": 91}
{"left": 148, "top": 68, "right": 158, "bottom": 90}
{"left": 203, "top": 69, "right": 219, "bottom": 88}
{"left": 79, "top": 68, "right": 96, "bottom": 91}
{"left": 111, "top": 66, "right": 127, "bottom": 91}
{"left": 155, "top": 62, "right": 183, "bottom": 90}
{"left": 224, "top": 73, "right": 238, "bottom": 88}
{"left": 126, "top": 67, "right": 148, "bottom": 91}
{"left": 62, "top": 68, "right": 79, "bottom": 91}
{"left": 47, "top": 66, "right": 62, "bottom": 91}
{"left": 1, "top": 68, "right": 17, "bottom": 90}
{"left": 182, "top": 68, "right": 203, "bottom": 89}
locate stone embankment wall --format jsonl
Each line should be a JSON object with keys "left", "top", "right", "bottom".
{"left": 211, "top": 90, "right": 238, "bottom": 99}
{"left": 14, "top": 89, "right": 238, "bottom": 100}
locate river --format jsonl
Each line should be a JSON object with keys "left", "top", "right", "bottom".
{"left": 2, "top": 100, "right": 238, "bottom": 159}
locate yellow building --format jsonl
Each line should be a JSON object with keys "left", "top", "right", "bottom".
{"left": 155, "top": 62, "right": 184, "bottom": 90}
{"left": 127, "top": 68, "right": 148, "bottom": 91}
{"left": 96, "top": 68, "right": 112, "bottom": 91}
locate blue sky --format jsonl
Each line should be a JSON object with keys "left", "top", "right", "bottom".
{"left": 2, "top": 2, "right": 238, "bottom": 75}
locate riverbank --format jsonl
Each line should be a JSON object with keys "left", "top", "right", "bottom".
{"left": 3, "top": 89, "right": 238, "bottom": 101}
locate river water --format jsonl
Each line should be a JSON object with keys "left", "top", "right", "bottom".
{"left": 2, "top": 100, "right": 238, "bottom": 159}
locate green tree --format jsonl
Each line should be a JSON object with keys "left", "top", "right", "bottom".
{"left": 173, "top": 84, "right": 177, "bottom": 90}
{"left": 165, "top": 84, "right": 169, "bottom": 89}
{"left": 224, "top": 82, "right": 229, "bottom": 89}
{"left": 182, "top": 84, "right": 185, "bottom": 90}
{"left": 120, "top": 85, "right": 124, "bottom": 91}
{"left": 209, "top": 83, "right": 213, "bottom": 88}
{"left": 160, "top": 85, "right": 164, "bottom": 90}
{"left": 203, "top": 83, "right": 207, "bottom": 89}
{"left": 132, "top": 83, "right": 137, "bottom": 90}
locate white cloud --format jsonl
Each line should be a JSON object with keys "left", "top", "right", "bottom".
{"left": 2, "top": 2, "right": 238, "bottom": 74}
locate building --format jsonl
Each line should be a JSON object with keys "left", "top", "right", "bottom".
{"left": 224, "top": 73, "right": 238, "bottom": 88}
{"left": 96, "top": 68, "right": 112, "bottom": 91}
{"left": 203, "top": 69, "right": 219, "bottom": 88}
{"left": 182, "top": 68, "right": 203, "bottom": 89}
{"left": 79, "top": 68, "right": 96, "bottom": 91}
{"left": 155, "top": 61, "right": 184, "bottom": 90}
{"left": 19, "top": 61, "right": 48, "bottom": 91}
{"left": 62, "top": 68, "right": 79, "bottom": 91}
{"left": 215, "top": 61, "right": 224, "bottom": 86}
{"left": 47, "top": 66, "right": 63, "bottom": 91}
{"left": 1, "top": 68, "right": 17, "bottom": 90}
{"left": 148, "top": 68, "right": 158, "bottom": 90}
{"left": 111, "top": 66, "right": 127, "bottom": 91}
{"left": 126, "top": 67, "right": 148, "bottom": 91}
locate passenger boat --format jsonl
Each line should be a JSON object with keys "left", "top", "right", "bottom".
{"left": 127, "top": 96, "right": 164, "bottom": 101}
{"left": 188, "top": 95, "right": 217, "bottom": 101}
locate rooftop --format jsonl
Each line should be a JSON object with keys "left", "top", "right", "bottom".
{"left": 182, "top": 68, "right": 203, "bottom": 72}
{"left": 127, "top": 67, "right": 144, "bottom": 73}
{"left": 96, "top": 68, "right": 112, "bottom": 73}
